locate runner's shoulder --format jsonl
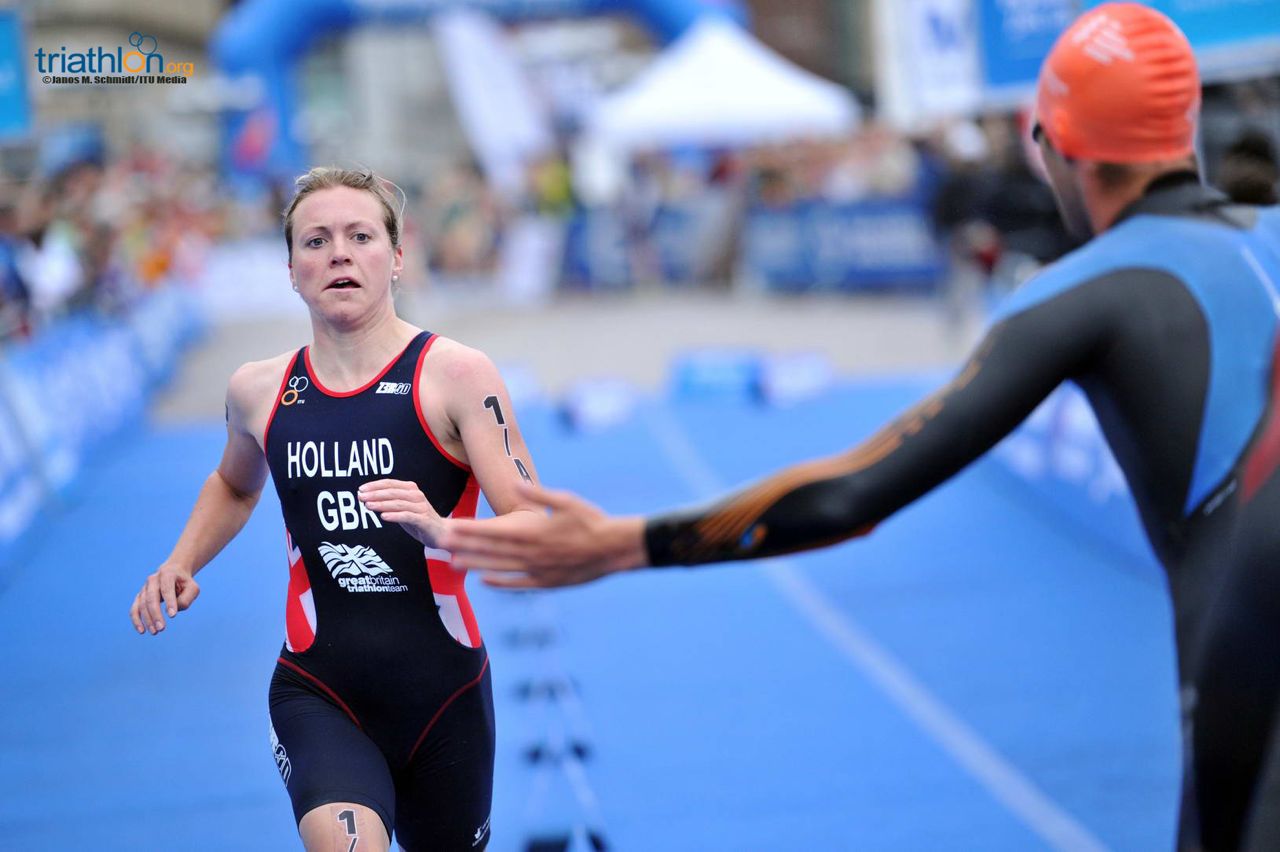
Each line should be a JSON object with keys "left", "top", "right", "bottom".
{"left": 993, "top": 227, "right": 1153, "bottom": 324}
{"left": 228, "top": 350, "right": 299, "bottom": 413}
{"left": 424, "top": 335, "right": 498, "bottom": 386}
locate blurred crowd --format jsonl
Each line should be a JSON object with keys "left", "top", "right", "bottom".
{"left": 2, "top": 83, "right": 1275, "bottom": 344}
{"left": 1219, "top": 129, "right": 1279, "bottom": 206}
{"left": 403, "top": 113, "right": 1071, "bottom": 290}
{"left": 0, "top": 149, "right": 225, "bottom": 343}
{"left": 407, "top": 99, "right": 1278, "bottom": 293}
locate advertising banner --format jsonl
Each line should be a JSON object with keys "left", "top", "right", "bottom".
{"left": 741, "top": 199, "right": 944, "bottom": 292}
{"left": 978, "top": 0, "right": 1280, "bottom": 104}
{"left": 1093, "top": 0, "right": 1280, "bottom": 79}
{"left": 0, "top": 9, "right": 31, "bottom": 139}
{"left": 875, "top": 0, "right": 984, "bottom": 128}
{"left": 1096, "top": 0, "right": 1280, "bottom": 51}
{"left": 977, "top": 0, "right": 1075, "bottom": 103}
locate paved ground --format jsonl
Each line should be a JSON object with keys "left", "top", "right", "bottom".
{"left": 152, "top": 288, "right": 978, "bottom": 422}
{"left": 1, "top": 380, "right": 1178, "bottom": 851}
{"left": 150, "top": 237, "right": 982, "bottom": 421}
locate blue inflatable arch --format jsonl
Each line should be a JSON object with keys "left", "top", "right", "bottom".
{"left": 211, "top": 0, "right": 744, "bottom": 182}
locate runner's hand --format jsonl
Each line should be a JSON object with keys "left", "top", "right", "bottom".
{"left": 359, "top": 479, "right": 446, "bottom": 548}
{"left": 130, "top": 563, "right": 200, "bottom": 635}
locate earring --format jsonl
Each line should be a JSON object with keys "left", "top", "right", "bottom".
{"left": 291, "top": 283, "right": 299, "bottom": 292}
{"left": 392, "top": 274, "right": 399, "bottom": 283}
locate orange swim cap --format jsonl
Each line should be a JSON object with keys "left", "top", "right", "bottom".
{"left": 1037, "top": 2, "right": 1200, "bottom": 163}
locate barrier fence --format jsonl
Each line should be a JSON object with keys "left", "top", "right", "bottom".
{"left": 0, "top": 288, "right": 202, "bottom": 565}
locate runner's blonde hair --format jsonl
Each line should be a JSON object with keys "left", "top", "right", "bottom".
{"left": 283, "top": 166, "right": 404, "bottom": 261}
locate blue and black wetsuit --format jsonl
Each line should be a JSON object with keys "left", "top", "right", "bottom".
{"left": 643, "top": 173, "right": 1280, "bottom": 849}
{"left": 263, "top": 330, "right": 493, "bottom": 850}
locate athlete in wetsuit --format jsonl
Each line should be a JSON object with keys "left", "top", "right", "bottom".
{"left": 442, "top": 6, "right": 1280, "bottom": 848}
{"left": 130, "top": 167, "right": 543, "bottom": 851}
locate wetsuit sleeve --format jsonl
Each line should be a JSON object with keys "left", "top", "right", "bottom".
{"left": 643, "top": 288, "right": 1109, "bottom": 567}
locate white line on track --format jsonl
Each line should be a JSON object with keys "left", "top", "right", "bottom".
{"left": 644, "top": 406, "right": 1109, "bottom": 852}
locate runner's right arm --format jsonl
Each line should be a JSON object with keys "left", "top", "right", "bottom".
{"left": 129, "top": 360, "right": 279, "bottom": 635}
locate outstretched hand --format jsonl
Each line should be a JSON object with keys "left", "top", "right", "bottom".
{"left": 440, "top": 482, "right": 646, "bottom": 589}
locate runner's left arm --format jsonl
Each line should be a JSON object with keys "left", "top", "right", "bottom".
{"left": 448, "top": 348, "right": 543, "bottom": 517}
{"left": 360, "top": 345, "right": 543, "bottom": 545}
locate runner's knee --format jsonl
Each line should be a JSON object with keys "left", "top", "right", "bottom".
{"left": 299, "top": 802, "right": 390, "bottom": 852}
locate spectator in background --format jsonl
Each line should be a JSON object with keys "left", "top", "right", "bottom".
{"left": 929, "top": 119, "right": 997, "bottom": 240}
{"left": 860, "top": 125, "right": 922, "bottom": 199}
{"left": 619, "top": 151, "right": 667, "bottom": 286}
{"left": 425, "top": 160, "right": 503, "bottom": 276}
{"left": 0, "top": 196, "right": 31, "bottom": 339}
{"left": 1219, "top": 129, "right": 1278, "bottom": 206}
{"left": 527, "top": 152, "right": 575, "bottom": 219}
{"left": 981, "top": 112, "right": 1077, "bottom": 269}
{"left": 0, "top": 148, "right": 223, "bottom": 342}
{"left": 749, "top": 163, "right": 794, "bottom": 210}
{"left": 929, "top": 114, "right": 1077, "bottom": 341}
{"left": 15, "top": 181, "right": 86, "bottom": 321}
{"left": 696, "top": 149, "right": 748, "bottom": 283}
{"left": 929, "top": 119, "right": 1000, "bottom": 341}
{"left": 820, "top": 128, "right": 919, "bottom": 203}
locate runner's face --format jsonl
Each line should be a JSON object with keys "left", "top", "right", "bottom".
{"left": 288, "top": 186, "right": 403, "bottom": 322}
{"left": 1035, "top": 124, "right": 1093, "bottom": 240}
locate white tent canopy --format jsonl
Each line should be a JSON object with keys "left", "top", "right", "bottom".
{"left": 586, "top": 17, "right": 860, "bottom": 152}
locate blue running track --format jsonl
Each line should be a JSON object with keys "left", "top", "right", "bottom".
{"left": 0, "top": 376, "right": 1181, "bottom": 850}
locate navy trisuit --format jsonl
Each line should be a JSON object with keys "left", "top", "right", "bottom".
{"left": 264, "top": 331, "right": 493, "bottom": 850}
{"left": 643, "top": 174, "right": 1280, "bottom": 848}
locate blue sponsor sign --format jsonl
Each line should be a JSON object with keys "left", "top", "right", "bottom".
{"left": 565, "top": 195, "right": 944, "bottom": 293}
{"left": 977, "top": 0, "right": 1076, "bottom": 95}
{"left": 0, "top": 9, "right": 31, "bottom": 139}
{"left": 1090, "top": 0, "right": 1280, "bottom": 51}
{"left": 979, "top": 0, "right": 1280, "bottom": 102}
{"left": 741, "top": 199, "right": 944, "bottom": 293}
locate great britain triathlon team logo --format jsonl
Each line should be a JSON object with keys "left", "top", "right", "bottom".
{"left": 319, "top": 542, "right": 393, "bottom": 577}
{"left": 280, "top": 375, "right": 308, "bottom": 406}
{"left": 318, "top": 542, "right": 407, "bottom": 593}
